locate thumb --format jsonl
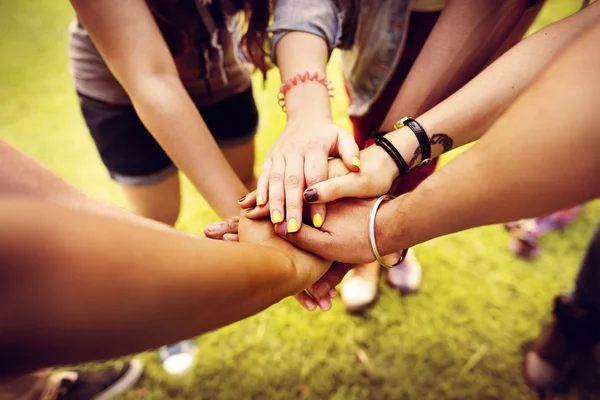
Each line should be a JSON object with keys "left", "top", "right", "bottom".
{"left": 336, "top": 130, "right": 361, "bottom": 172}
{"left": 303, "top": 174, "right": 362, "bottom": 204}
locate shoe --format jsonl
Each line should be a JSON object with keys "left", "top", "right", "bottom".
{"left": 386, "top": 248, "right": 422, "bottom": 294}
{"left": 56, "top": 359, "right": 143, "bottom": 400}
{"left": 341, "top": 261, "right": 380, "bottom": 312}
{"left": 506, "top": 206, "right": 581, "bottom": 260}
{"left": 159, "top": 339, "right": 197, "bottom": 377}
{"left": 506, "top": 219, "right": 541, "bottom": 259}
{"left": 523, "top": 296, "right": 600, "bottom": 397}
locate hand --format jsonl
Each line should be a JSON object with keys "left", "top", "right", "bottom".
{"left": 241, "top": 145, "right": 398, "bottom": 221}
{"left": 256, "top": 118, "right": 360, "bottom": 233}
{"left": 237, "top": 214, "right": 339, "bottom": 312}
{"left": 302, "top": 144, "right": 399, "bottom": 204}
{"left": 274, "top": 197, "right": 390, "bottom": 264}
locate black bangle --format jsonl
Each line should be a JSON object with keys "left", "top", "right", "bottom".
{"left": 395, "top": 117, "right": 431, "bottom": 168}
{"left": 372, "top": 132, "right": 409, "bottom": 177}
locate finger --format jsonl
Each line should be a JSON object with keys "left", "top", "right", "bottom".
{"left": 284, "top": 155, "right": 305, "bottom": 233}
{"left": 222, "top": 233, "right": 239, "bottom": 242}
{"left": 204, "top": 216, "right": 240, "bottom": 238}
{"left": 336, "top": 129, "right": 361, "bottom": 172}
{"left": 294, "top": 291, "right": 317, "bottom": 311}
{"left": 304, "top": 152, "right": 328, "bottom": 229}
{"left": 303, "top": 174, "right": 359, "bottom": 204}
{"left": 268, "top": 157, "right": 286, "bottom": 225}
{"left": 327, "top": 157, "right": 350, "bottom": 179}
{"left": 238, "top": 190, "right": 257, "bottom": 209}
{"left": 305, "top": 262, "right": 353, "bottom": 300}
{"left": 274, "top": 223, "right": 336, "bottom": 260}
{"left": 244, "top": 203, "right": 270, "bottom": 220}
{"left": 256, "top": 158, "right": 273, "bottom": 207}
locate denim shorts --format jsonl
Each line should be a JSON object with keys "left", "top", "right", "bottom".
{"left": 78, "top": 86, "right": 258, "bottom": 186}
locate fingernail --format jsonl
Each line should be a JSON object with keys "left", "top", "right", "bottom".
{"left": 312, "top": 213, "right": 323, "bottom": 228}
{"left": 318, "top": 298, "right": 332, "bottom": 311}
{"left": 271, "top": 210, "right": 283, "bottom": 224}
{"left": 303, "top": 188, "right": 319, "bottom": 203}
{"left": 329, "top": 288, "right": 338, "bottom": 299}
{"left": 305, "top": 298, "right": 317, "bottom": 311}
{"left": 314, "top": 282, "right": 330, "bottom": 298}
{"left": 238, "top": 195, "right": 246, "bottom": 203}
{"left": 287, "top": 218, "right": 299, "bottom": 233}
{"left": 245, "top": 207, "right": 254, "bottom": 213}
{"left": 256, "top": 195, "right": 265, "bottom": 206}
{"left": 352, "top": 156, "right": 361, "bottom": 169}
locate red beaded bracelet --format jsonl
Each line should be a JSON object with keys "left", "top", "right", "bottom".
{"left": 277, "top": 72, "right": 334, "bottom": 112}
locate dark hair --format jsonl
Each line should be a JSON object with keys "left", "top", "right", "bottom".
{"left": 146, "top": 0, "right": 271, "bottom": 75}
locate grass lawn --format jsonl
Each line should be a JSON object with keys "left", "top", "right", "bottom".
{"left": 1, "top": 1, "right": 600, "bottom": 399}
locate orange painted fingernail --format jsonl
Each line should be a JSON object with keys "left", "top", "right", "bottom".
{"left": 271, "top": 210, "right": 283, "bottom": 224}
{"left": 352, "top": 156, "right": 361, "bottom": 169}
{"left": 312, "top": 213, "right": 323, "bottom": 228}
{"left": 287, "top": 219, "right": 299, "bottom": 233}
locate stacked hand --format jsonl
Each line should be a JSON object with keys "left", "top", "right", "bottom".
{"left": 205, "top": 213, "right": 338, "bottom": 311}
{"left": 206, "top": 130, "right": 403, "bottom": 311}
{"left": 255, "top": 118, "right": 361, "bottom": 232}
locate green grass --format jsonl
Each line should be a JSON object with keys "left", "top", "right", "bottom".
{"left": 1, "top": 1, "right": 600, "bottom": 399}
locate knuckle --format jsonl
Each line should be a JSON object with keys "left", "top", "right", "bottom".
{"left": 269, "top": 172, "right": 284, "bottom": 182}
{"left": 285, "top": 174, "right": 302, "bottom": 188}
{"left": 286, "top": 203, "right": 301, "bottom": 212}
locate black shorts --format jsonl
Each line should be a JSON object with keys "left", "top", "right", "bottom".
{"left": 78, "top": 86, "right": 258, "bottom": 186}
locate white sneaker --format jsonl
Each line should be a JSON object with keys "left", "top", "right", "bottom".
{"left": 159, "top": 340, "right": 197, "bottom": 377}
{"left": 341, "top": 262, "right": 380, "bottom": 312}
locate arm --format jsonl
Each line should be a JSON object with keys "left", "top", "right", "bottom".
{"left": 0, "top": 140, "right": 175, "bottom": 232}
{"left": 301, "top": 2, "right": 600, "bottom": 203}
{"left": 0, "top": 199, "right": 330, "bottom": 372}
{"left": 71, "top": 0, "right": 247, "bottom": 218}
{"left": 255, "top": 0, "right": 360, "bottom": 232}
{"left": 379, "top": 18, "right": 600, "bottom": 253}
{"left": 276, "top": 18, "right": 600, "bottom": 264}
{"left": 381, "top": 0, "right": 535, "bottom": 129}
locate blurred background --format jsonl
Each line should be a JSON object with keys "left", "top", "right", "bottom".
{"left": 1, "top": 1, "right": 599, "bottom": 399}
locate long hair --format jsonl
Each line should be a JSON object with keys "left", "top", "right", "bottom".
{"left": 146, "top": 0, "right": 271, "bottom": 75}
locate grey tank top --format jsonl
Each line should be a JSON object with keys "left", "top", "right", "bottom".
{"left": 68, "top": 6, "right": 251, "bottom": 107}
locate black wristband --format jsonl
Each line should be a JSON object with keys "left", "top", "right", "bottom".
{"left": 372, "top": 132, "right": 409, "bottom": 177}
{"left": 396, "top": 117, "right": 431, "bottom": 168}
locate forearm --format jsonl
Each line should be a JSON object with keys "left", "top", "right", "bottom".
{"left": 381, "top": 0, "right": 529, "bottom": 129}
{"left": 0, "top": 141, "right": 179, "bottom": 233}
{"left": 275, "top": 32, "right": 332, "bottom": 120}
{"left": 129, "top": 75, "right": 247, "bottom": 218}
{"left": 379, "top": 2, "right": 600, "bottom": 171}
{"left": 0, "top": 199, "right": 299, "bottom": 372}
{"left": 378, "top": 20, "right": 600, "bottom": 253}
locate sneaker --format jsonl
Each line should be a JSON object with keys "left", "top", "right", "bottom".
{"left": 386, "top": 248, "right": 422, "bottom": 294}
{"left": 159, "top": 340, "right": 197, "bottom": 377}
{"left": 56, "top": 359, "right": 143, "bottom": 400}
{"left": 506, "top": 206, "right": 581, "bottom": 260}
{"left": 523, "top": 296, "right": 600, "bottom": 396}
{"left": 341, "top": 262, "right": 380, "bottom": 312}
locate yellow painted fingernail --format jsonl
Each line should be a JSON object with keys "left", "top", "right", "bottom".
{"left": 287, "top": 218, "right": 299, "bottom": 233}
{"left": 313, "top": 213, "right": 323, "bottom": 228}
{"left": 256, "top": 195, "right": 265, "bottom": 206}
{"left": 352, "top": 156, "right": 361, "bottom": 169}
{"left": 271, "top": 210, "right": 283, "bottom": 224}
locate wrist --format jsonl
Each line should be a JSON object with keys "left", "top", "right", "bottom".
{"left": 282, "top": 81, "right": 333, "bottom": 120}
{"left": 373, "top": 195, "right": 410, "bottom": 256}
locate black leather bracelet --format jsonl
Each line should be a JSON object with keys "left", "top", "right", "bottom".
{"left": 372, "top": 132, "right": 409, "bottom": 177}
{"left": 395, "top": 117, "right": 431, "bottom": 168}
